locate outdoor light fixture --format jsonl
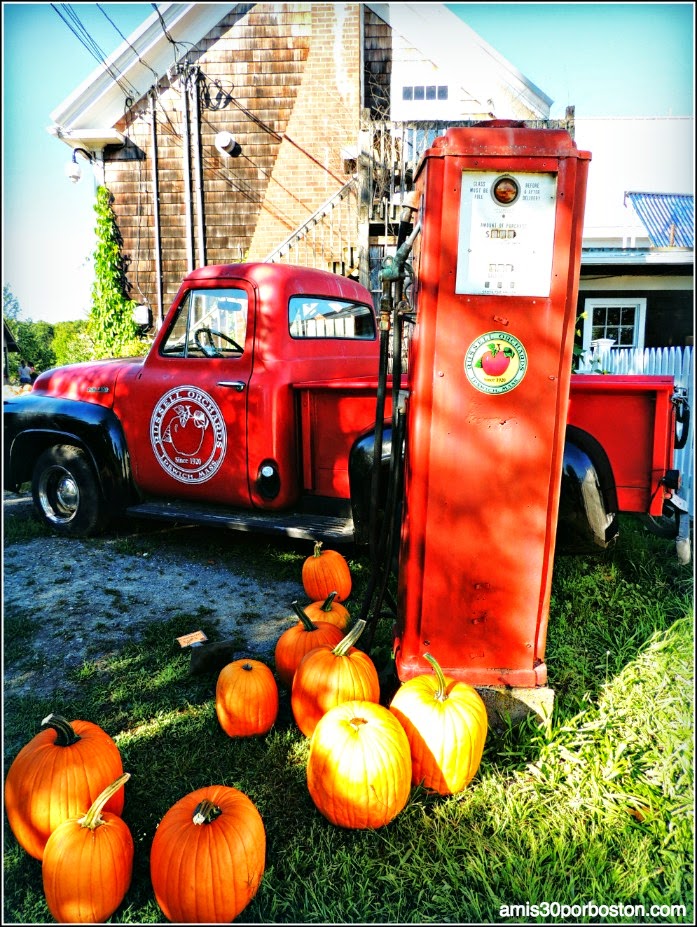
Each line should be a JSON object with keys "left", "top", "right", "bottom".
{"left": 214, "top": 131, "right": 242, "bottom": 158}
{"left": 65, "top": 147, "right": 95, "bottom": 183}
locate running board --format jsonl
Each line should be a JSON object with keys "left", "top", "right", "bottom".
{"left": 125, "top": 500, "right": 355, "bottom": 545}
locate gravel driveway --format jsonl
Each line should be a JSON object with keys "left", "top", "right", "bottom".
{"left": 3, "top": 491, "right": 309, "bottom": 702}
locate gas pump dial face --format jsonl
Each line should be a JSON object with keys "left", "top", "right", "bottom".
{"left": 455, "top": 170, "right": 557, "bottom": 297}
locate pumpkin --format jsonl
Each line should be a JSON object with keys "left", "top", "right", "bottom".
{"left": 42, "top": 773, "right": 134, "bottom": 923}
{"left": 150, "top": 784, "right": 265, "bottom": 923}
{"left": 301, "top": 540, "right": 352, "bottom": 602}
{"left": 307, "top": 700, "right": 412, "bottom": 829}
{"left": 291, "top": 619, "right": 380, "bottom": 737}
{"left": 216, "top": 658, "right": 279, "bottom": 737}
{"left": 274, "top": 601, "right": 344, "bottom": 688}
{"left": 303, "top": 591, "right": 350, "bottom": 630}
{"left": 389, "top": 652, "right": 488, "bottom": 795}
{"left": 4, "top": 713, "right": 125, "bottom": 860}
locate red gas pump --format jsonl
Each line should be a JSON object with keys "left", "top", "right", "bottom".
{"left": 393, "top": 123, "right": 591, "bottom": 707}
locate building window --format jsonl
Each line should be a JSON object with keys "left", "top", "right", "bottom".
{"left": 582, "top": 298, "right": 647, "bottom": 353}
{"left": 402, "top": 85, "right": 448, "bottom": 102}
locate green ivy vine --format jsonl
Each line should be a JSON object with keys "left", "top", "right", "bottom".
{"left": 89, "top": 185, "right": 145, "bottom": 358}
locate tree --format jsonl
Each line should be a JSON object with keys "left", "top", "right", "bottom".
{"left": 89, "top": 186, "right": 147, "bottom": 358}
{"left": 52, "top": 320, "right": 93, "bottom": 366}
{"left": 3, "top": 285, "right": 56, "bottom": 379}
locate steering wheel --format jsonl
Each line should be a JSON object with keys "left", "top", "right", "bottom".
{"left": 194, "top": 327, "right": 244, "bottom": 356}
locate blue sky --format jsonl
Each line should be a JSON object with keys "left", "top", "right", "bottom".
{"left": 2, "top": 2, "right": 694, "bottom": 324}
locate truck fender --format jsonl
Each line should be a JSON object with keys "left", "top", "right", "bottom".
{"left": 3, "top": 394, "right": 135, "bottom": 514}
{"left": 558, "top": 426, "right": 619, "bottom": 551}
{"left": 348, "top": 424, "right": 394, "bottom": 546}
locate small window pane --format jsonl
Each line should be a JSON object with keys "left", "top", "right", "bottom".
{"left": 426, "top": 85, "right": 436, "bottom": 100}
{"left": 437, "top": 85, "right": 448, "bottom": 100}
{"left": 402, "top": 86, "right": 413, "bottom": 101}
{"left": 160, "top": 288, "right": 248, "bottom": 358}
{"left": 414, "top": 86, "right": 425, "bottom": 100}
{"left": 289, "top": 297, "right": 376, "bottom": 340}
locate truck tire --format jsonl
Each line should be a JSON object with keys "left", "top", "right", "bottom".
{"left": 31, "top": 445, "right": 107, "bottom": 537}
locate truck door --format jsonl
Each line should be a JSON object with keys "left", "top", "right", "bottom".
{"left": 117, "top": 284, "right": 254, "bottom": 506}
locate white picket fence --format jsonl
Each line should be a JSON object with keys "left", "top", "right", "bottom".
{"left": 577, "top": 345, "right": 694, "bottom": 516}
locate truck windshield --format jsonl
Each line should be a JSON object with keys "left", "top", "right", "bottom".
{"left": 289, "top": 297, "right": 375, "bottom": 340}
{"left": 160, "top": 288, "right": 248, "bottom": 358}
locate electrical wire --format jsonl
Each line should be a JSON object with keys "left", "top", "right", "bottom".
{"left": 50, "top": 3, "right": 141, "bottom": 101}
{"left": 96, "top": 2, "right": 161, "bottom": 85}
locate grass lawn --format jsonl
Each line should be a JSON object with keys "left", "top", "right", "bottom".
{"left": 3, "top": 514, "right": 693, "bottom": 923}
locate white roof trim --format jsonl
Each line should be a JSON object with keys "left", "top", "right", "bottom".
{"left": 582, "top": 248, "right": 694, "bottom": 266}
{"left": 48, "top": 3, "right": 235, "bottom": 141}
{"left": 49, "top": 2, "right": 553, "bottom": 148}
{"left": 365, "top": 2, "right": 553, "bottom": 117}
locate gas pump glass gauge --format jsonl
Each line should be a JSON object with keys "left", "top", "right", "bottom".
{"left": 456, "top": 170, "right": 558, "bottom": 297}
{"left": 491, "top": 175, "right": 520, "bottom": 206}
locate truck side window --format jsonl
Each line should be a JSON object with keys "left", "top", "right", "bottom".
{"left": 289, "top": 297, "right": 375, "bottom": 340}
{"left": 160, "top": 288, "right": 248, "bottom": 358}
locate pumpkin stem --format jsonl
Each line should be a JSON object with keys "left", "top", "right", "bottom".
{"left": 312, "top": 540, "right": 324, "bottom": 558}
{"left": 423, "top": 652, "right": 449, "bottom": 702}
{"left": 320, "top": 592, "right": 338, "bottom": 612}
{"left": 292, "top": 600, "right": 317, "bottom": 632}
{"left": 41, "top": 713, "right": 81, "bottom": 747}
{"left": 78, "top": 773, "right": 130, "bottom": 831}
{"left": 333, "top": 618, "right": 366, "bottom": 656}
{"left": 193, "top": 799, "right": 223, "bottom": 825}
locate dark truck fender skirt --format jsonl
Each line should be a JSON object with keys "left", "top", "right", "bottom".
{"left": 3, "top": 393, "right": 134, "bottom": 513}
{"left": 557, "top": 426, "right": 619, "bottom": 552}
{"left": 348, "top": 424, "right": 394, "bottom": 546}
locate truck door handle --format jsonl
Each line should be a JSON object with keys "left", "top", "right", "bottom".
{"left": 217, "top": 380, "right": 246, "bottom": 392}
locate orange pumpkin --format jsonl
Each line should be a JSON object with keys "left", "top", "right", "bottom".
{"left": 291, "top": 619, "right": 380, "bottom": 737}
{"left": 274, "top": 601, "right": 344, "bottom": 688}
{"left": 389, "top": 652, "right": 488, "bottom": 794}
{"left": 216, "top": 659, "right": 279, "bottom": 737}
{"left": 307, "top": 700, "right": 412, "bottom": 829}
{"left": 4, "top": 713, "right": 125, "bottom": 860}
{"left": 303, "top": 591, "right": 350, "bottom": 630}
{"left": 301, "top": 541, "right": 352, "bottom": 602}
{"left": 42, "top": 773, "right": 134, "bottom": 923}
{"left": 150, "top": 785, "right": 265, "bottom": 923}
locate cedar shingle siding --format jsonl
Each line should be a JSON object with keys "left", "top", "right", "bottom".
{"left": 106, "top": 3, "right": 361, "bottom": 315}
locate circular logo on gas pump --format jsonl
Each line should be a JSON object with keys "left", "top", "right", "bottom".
{"left": 150, "top": 386, "right": 227, "bottom": 483}
{"left": 464, "top": 331, "right": 527, "bottom": 394}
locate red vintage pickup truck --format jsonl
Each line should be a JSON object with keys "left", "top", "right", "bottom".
{"left": 3, "top": 262, "right": 688, "bottom": 557}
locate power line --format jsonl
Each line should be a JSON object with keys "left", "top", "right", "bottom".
{"left": 50, "top": 3, "right": 141, "bottom": 102}
{"left": 96, "top": 2, "right": 160, "bottom": 85}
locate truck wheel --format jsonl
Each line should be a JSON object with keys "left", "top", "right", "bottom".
{"left": 31, "top": 445, "right": 106, "bottom": 536}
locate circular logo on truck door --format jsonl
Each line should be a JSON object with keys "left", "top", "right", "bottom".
{"left": 150, "top": 386, "right": 227, "bottom": 483}
{"left": 464, "top": 331, "right": 527, "bottom": 394}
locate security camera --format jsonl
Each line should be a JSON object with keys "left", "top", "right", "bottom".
{"left": 214, "top": 131, "right": 242, "bottom": 158}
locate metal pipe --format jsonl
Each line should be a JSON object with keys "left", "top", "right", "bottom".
{"left": 191, "top": 69, "right": 206, "bottom": 267}
{"left": 150, "top": 90, "right": 164, "bottom": 326}
{"left": 181, "top": 70, "right": 195, "bottom": 272}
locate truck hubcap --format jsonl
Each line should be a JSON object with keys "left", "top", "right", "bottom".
{"left": 38, "top": 466, "right": 79, "bottom": 524}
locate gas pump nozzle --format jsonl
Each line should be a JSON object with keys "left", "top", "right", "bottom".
{"left": 379, "top": 222, "right": 421, "bottom": 284}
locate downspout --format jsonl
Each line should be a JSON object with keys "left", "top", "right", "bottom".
{"left": 191, "top": 68, "right": 207, "bottom": 267}
{"left": 150, "top": 90, "right": 164, "bottom": 326}
{"left": 181, "top": 68, "right": 195, "bottom": 272}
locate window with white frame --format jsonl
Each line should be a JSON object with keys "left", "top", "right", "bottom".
{"left": 582, "top": 298, "right": 647, "bottom": 353}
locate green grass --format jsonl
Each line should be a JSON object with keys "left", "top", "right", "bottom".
{"left": 3, "top": 515, "right": 693, "bottom": 923}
